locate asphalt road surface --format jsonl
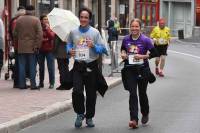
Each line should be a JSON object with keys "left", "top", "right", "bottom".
{"left": 18, "top": 42, "right": 200, "bottom": 133}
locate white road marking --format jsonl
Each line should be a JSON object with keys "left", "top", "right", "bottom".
{"left": 168, "top": 50, "right": 200, "bottom": 59}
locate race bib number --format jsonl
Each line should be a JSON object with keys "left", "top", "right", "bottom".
{"left": 75, "top": 47, "right": 89, "bottom": 61}
{"left": 128, "top": 54, "right": 143, "bottom": 65}
{"left": 158, "top": 38, "right": 166, "bottom": 45}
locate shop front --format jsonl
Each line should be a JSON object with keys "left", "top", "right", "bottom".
{"left": 135, "top": 0, "right": 159, "bottom": 27}
{"left": 1, "top": 0, "right": 12, "bottom": 60}
{"left": 192, "top": 0, "right": 200, "bottom": 37}
{"left": 37, "top": 0, "right": 59, "bottom": 15}
{"left": 196, "top": 0, "right": 200, "bottom": 26}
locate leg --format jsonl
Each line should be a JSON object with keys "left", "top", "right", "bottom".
{"left": 18, "top": 54, "right": 26, "bottom": 89}
{"left": 46, "top": 52, "right": 55, "bottom": 88}
{"left": 138, "top": 78, "right": 149, "bottom": 116}
{"left": 128, "top": 73, "right": 139, "bottom": 128}
{"left": 28, "top": 53, "right": 37, "bottom": 88}
{"left": 84, "top": 70, "right": 97, "bottom": 127}
{"left": 84, "top": 71, "right": 97, "bottom": 119}
{"left": 72, "top": 71, "right": 85, "bottom": 115}
{"left": 38, "top": 52, "right": 45, "bottom": 87}
{"left": 13, "top": 51, "right": 19, "bottom": 87}
{"left": 138, "top": 78, "right": 149, "bottom": 124}
{"left": 56, "top": 58, "right": 69, "bottom": 90}
{"left": 154, "top": 45, "right": 161, "bottom": 75}
{"left": 160, "top": 55, "right": 166, "bottom": 72}
{"left": 72, "top": 71, "right": 85, "bottom": 128}
{"left": 155, "top": 57, "right": 160, "bottom": 75}
{"left": 129, "top": 80, "right": 139, "bottom": 122}
{"left": 158, "top": 45, "right": 168, "bottom": 77}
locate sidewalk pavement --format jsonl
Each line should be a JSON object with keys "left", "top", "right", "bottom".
{"left": 0, "top": 59, "right": 122, "bottom": 133}
{"left": 174, "top": 36, "right": 200, "bottom": 46}
{"left": 0, "top": 36, "right": 192, "bottom": 133}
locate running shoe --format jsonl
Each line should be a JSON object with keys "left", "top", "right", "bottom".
{"left": 75, "top": 114, "right": 84, "bottom": 128}
{"left": 86, "top": 118, "right": 95, "bottom": 127}
{"left": 129, "top": 120, "right": 138, "bottom": 129}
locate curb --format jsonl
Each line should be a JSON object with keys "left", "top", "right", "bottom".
{"left": 0, "top": 78, "right": 122, "bottom": 133}
{"left": 175, "top": 39, "right": 200, "bottom": 46}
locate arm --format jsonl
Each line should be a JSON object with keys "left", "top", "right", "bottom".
{"left": 167, "top": 28, "right": 171, "bottom": 44}
{"left": 45, "top": 27, "right": 55, "bottom": 40}
{"left": 92, "top": 43, "right": 108, "bottom": 55}
{"left": 66, "top": 32, "right": 75, "bottom": 57}
{"left": 35, "top": 19, "right": 43, "bottom": 49}
{"left": 134, "top": 36, "right": 158, "bottom": 60}
{"left": 150, "top": 27, "right": 157, "bottom": 44}
{"left": 120, "top": 38, "right": 128, "bottom": 60}
{"left": 90, "top": 32, "right": 108, "bottom": 55}
{"left": 134, "top": 47, "right": 158, "bottom": 60}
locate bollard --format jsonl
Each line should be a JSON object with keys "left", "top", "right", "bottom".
{"left": 110, "top": 41, "right": 118, "bottom": 70}
{"left": 178, "top": 29, "right": 184, "bottom": 39}
{"left": 109, "top": 41, "right": 120, "bottom": 76}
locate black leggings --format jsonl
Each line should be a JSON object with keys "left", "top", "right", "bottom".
{"left": 123, "top": 67, "right": 149, "bottom": 121}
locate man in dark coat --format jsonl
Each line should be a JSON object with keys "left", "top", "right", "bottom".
{"left": 14, "top": 5, "right": 42, "bottom": 90}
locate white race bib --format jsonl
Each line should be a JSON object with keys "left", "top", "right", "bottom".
{"left": 75, "top": 47, "right": 89, "bottom": 61}
{"left": 128, "top": 54, "right": 143, "bottom": 65}
{"left": 158, "top": 38, "right": 166, "bottom": 45}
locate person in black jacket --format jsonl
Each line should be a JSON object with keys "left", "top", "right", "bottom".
{"left": 107, "top": 20, "right": 118, "bottom": 49}
{"left": 53, "top": 35, "right": 70, "bottom": 90}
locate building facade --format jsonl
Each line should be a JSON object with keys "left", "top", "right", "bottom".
{"left": 135, "top": 0, "right": 160, "bottom": 27}
{"left": 1, "top": 0, "right": 200, "bottom": 45}
{"left": 160, "top": 0, "right": 195, "bottom": 37}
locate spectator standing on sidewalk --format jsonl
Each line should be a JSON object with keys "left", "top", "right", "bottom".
{"left": 9, "top": 6, "right": 26, "bottom": 88}
{"left": 14, "top": 5, "right": 42, "bottom": 90}
{"left": 0, "top": 17, "right": 4, "bottom": 76}
{"left": 121, "top": 18, "right": 158, "bottom": 129}
{"left": 107, "top": 19, "right": 118, "bottom": 49}
{"left": 9, "top": 6, "right": 26, "bottom": 42}
{"left": 67, "top": 7, "right": 108, "bottom": 128}
{"left": 53, "top": 35, "right": 69, "bottom": 90}
{"left": 114, "top": 17, "right": 120, "bottom": 40}
{"left": 38, "top": 15, "right": 55, "bottom": 89}
{"left": 150, "top": 18, "right": 171, "bottom": 77}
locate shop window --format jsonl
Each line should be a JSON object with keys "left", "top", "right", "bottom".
{"left": 119, "top": 0, "right": 129, "bottom": 28}
{"left": 105, "top": 0, "right": 111, "bottom": 24}
{"left": 19, "top": 0, "right": 27, "bottom": 7}
{"left": 135, "top": 4, "right": 141, "bottom": 19}
{"left": 135, "top": 0, "right": 159, "bottom": 26}
{"left": 38, "top": 0, "right": 58, "bottom": 15}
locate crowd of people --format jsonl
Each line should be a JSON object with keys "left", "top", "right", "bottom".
{"left": 0, "top": 5, "right": 172, "bottom": 129}
{"left": 8, "top": 5, "right": 71, "bottom": 90}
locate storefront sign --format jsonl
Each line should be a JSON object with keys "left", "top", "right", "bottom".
{"left": 120, "top": 4, "right": 125, "bottom": 14}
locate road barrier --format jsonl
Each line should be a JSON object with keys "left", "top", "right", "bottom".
{"left": 109, "top": 41, "right": 121, "bottom": 76}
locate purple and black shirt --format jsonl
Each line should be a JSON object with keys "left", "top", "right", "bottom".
{"left": 121, "top": 34, "right": 154, "bottom": 67}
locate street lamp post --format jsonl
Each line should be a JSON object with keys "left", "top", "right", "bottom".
{"left": 98, "top": 0, "right": 102, "bottom": 34}
{"left": 97, "top": 0, "right": 102, "bottom": 73}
